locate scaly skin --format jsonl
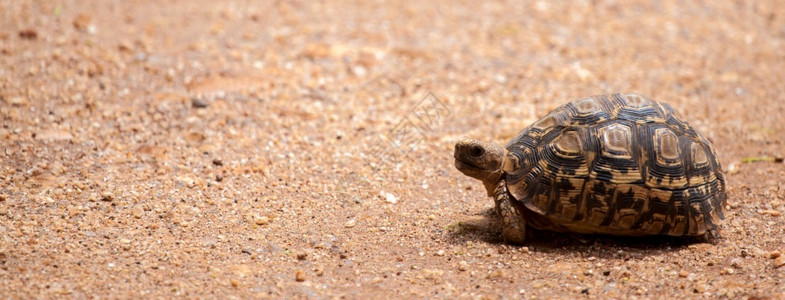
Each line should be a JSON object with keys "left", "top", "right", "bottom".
{"left": 493, "top": 180, "right": 526, "bottom": 244}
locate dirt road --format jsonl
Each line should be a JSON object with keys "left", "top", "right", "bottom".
{"left": 2, "top": 0, "right": 784, "bottom": 298}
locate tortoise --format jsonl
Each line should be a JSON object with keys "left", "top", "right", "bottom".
{"left": 454, "top": 93, "right": 726, "bottom": 244}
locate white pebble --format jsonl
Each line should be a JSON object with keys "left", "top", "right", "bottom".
{"left": 344, "top": 219, "right": 356, "bottom": 228}
{"left": 380, "top": 191, "right": 398, "bottom": 204}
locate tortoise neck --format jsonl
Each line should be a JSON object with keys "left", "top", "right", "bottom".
{"left": 500, "top": 148, "right": 515, "bottom": 173}
{"left": 483, "top": 148, "right": 510, "bottom": 196}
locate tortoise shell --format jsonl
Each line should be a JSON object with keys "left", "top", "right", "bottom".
{"left": 504, "top": 93, "right": 726, "bottom": 237}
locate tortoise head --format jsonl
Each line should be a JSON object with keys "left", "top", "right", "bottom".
{"left": 454, "top": 139, "right": 512, "bottom": 196}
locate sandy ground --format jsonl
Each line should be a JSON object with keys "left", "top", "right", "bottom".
{"left": 2, "top": 0, "right": 785, "bottom": 298}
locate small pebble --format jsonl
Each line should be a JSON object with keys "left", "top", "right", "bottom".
{"left": 381, "top": 191, "right": 398, "bottom": 204}
{"left": 295, "top": 270, "right": 306, "bottom": 282}
{"left": 101, "top": 192, "right": 114, "bottom": 202}
{"left": 72, "top": 14, "right": 92, "bottom": 31}
{"left": 212, "top": 158, "right": 223, "bottom": 166}
{"left": 770, "top": 251, "right": 781, "bottom": 259}
{"left": 19, "top": 29, "right": 37, "bottom": 40}
{"left": 255, "top": 216, "right": 270, "bottom": 225}
{"left": 458, "top": 261, "right": 468, "bottom": 271}
{"left": 726, "top": 163, "right": 739, "bottom": 175}
{"left": 423, "top": 269, "right": 444, "bottom": 282}
{"left": 192, "top": 98, "right": 208, "bottom": 108}
{"left": 7, "top": 96, "right": 26, "bottom": 106}
{"left": 230, "top": 279, "right": 240, "bottom": 287}
{"left": 344, "top": 219, "right": 356, "bottom": 228}
{"left": 678, "top": 270, "right": 689, "bottom": 278}
{"left": 730, "top": 258, "right": 743, "bottom": 268}
{"left": 132, "top": 205, "right": 144, "bottom": 219}
{"left": 487, "top": 269, "right": 505, "bottom": 280}
{"left": 775, "top": 256, "right": 785, "bottom": 268}
{"left": 296, "top": 253, "right": 308, "bottom": 260}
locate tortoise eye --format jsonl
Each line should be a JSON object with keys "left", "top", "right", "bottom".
{"left": 470, "top": 145, "right": 485, "bottom": 157}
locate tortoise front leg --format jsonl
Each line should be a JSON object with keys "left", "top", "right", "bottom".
{"left": 493, "top": 181, "right": 526, "bottom": 244}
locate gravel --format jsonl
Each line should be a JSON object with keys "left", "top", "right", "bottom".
{"left": 1, "top": 0, "right": 785, "bottom": 298}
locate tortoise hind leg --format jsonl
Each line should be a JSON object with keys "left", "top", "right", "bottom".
{"left": 494, "top": 181, "right": 526, "bottom": 244}
{"left": 692, "top": 228, "right": 721, "bottom": 244}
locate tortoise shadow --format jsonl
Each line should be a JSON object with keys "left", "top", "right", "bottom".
{"left": 446, "top": 208, "right": 711, "bottom": 258}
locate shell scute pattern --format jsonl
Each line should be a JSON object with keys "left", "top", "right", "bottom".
{"left": 504, "top": 93, "right": 726, "bottom": 237}
{"left": 616, "top": 93, "right": 669, "bottom": 124}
